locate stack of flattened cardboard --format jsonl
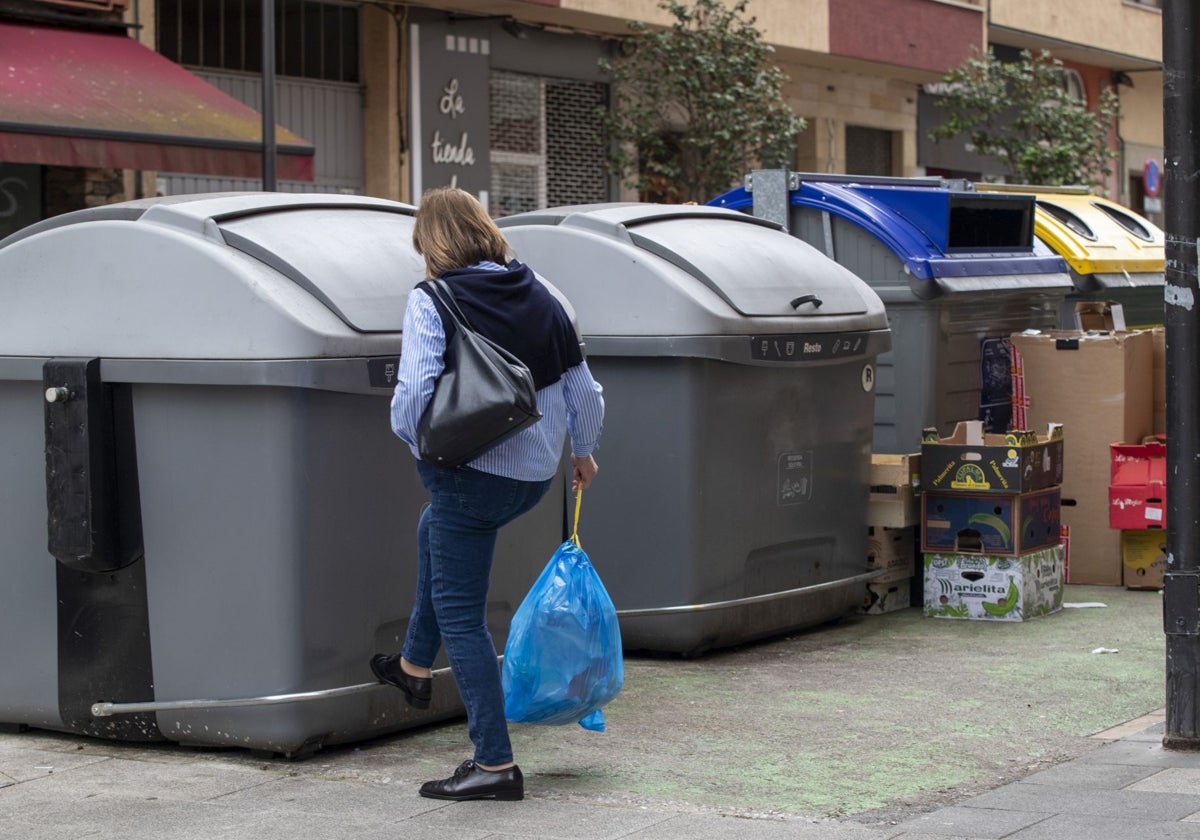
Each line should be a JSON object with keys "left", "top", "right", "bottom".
{"left": 1009, "top": 327, "right": 1154, "bottom": 585}
{"left": 862, "top": 453, "right": 920, "bottom": 614}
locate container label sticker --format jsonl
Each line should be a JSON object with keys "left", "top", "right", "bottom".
{"left": 367, "top": 357, "right": 400, "bottom": 388}
{"left": 750, "top": 332, "right": 869, "bottom": 362}
{"left": 778, "top": 451, "right": 813, "bottom": 505}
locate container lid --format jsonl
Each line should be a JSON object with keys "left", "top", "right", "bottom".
{"left": 500, "top": 204, "right": 879, "bottom": 318}
{"left": 0, "top": 193, "right": 423, "bottom": 360}
{"left": 216, "top": 205, "right": 421, "bottom": 332}
{"left": 1021, "top": 192, "right": 1162, "bottom": 283}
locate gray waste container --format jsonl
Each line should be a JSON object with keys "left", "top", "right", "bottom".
{"left": 710, "top": 171, "right": 1074, "bottom": 453}
{"left": 0, "top": 193, "right": 565, "bottom": 755}
{"left": 498, "top": 203, "right": 891, "bottom": 655}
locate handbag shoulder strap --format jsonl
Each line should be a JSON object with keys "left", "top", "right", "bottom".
{"left": 424, "top": 278, "right": 476, "bottom": 333}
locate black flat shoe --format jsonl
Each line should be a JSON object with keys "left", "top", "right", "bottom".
{"left": 419, "top": 760, "right": 524, "bottom": 802}
{"left": 369, "top": 654, "right": 432, "bottom": 710}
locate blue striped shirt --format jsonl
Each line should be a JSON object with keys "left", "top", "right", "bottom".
{"left": 390, "top": 264, "right": 605, "bottom": 482}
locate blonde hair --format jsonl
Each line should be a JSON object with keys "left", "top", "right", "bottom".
{"left": 412, "top": 187, "right": 511, "bottom": 278}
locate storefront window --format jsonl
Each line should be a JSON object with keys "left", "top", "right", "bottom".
{"left": 489, "top": 70, "right": 607, "bottom": 216}
{"left": 157, "top": 0, "right": 359, "bottom": 83}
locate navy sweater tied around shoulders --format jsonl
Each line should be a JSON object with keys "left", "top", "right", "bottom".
{"left": 419, "top": 260, "right": 583, "bottom": 390}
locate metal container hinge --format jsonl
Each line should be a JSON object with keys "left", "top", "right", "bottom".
{"left": 746, "top": 169, "right": 797, "bottom": 233}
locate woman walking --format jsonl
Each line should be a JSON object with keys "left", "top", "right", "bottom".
{"left": 372, "top": 187, "right": 605, "bottom": 802}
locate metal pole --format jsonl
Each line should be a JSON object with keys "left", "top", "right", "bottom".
{"left": 261, "top": 0, "right": 278, "bottom": 191}
{"left": 1163, "top": 0, "right": 1200, "bottom": 751}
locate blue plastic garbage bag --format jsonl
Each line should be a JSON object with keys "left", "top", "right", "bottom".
{"left": 502, "top": 530, "right": 623, "bottom": 732}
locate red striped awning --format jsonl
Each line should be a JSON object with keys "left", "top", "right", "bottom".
{"left": 0, "top": 23, "right": 314, "bottom": 180}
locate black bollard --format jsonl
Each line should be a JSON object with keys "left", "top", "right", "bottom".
{"left": 1163, "top": 0, "right": 1200, "bottom": 750}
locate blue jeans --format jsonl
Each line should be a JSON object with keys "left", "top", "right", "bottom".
{"left": 403, "top": 461, "right": 553, "bottom": 766}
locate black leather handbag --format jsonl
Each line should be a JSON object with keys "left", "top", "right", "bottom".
{"left": 416, "top": 279, "right": 542, "bottom": 467}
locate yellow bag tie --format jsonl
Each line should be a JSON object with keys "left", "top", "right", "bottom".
{"left": 570, "top": 489, "right": 583, "bottom": 548}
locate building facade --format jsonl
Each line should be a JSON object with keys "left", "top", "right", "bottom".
{"left": 0, "top": 0, "right": 1165, "bottom": 228}
{"left": 982, "top": 0, "right": 1163, "bottom": 220}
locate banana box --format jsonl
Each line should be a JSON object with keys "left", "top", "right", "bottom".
{"left": 924, "top": 545, "right": 1064, "bottom": 622}
{"left": 921, "top": 487, "right": 1061, "bottom": 556}
{"left": 920, "top": 420, "right": 1064, "bottom": 495}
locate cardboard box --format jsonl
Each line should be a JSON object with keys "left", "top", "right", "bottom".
{"left": 1073, "top": 300, "right": 1127, "bottom": 332}
{"left": 921, "top": 487, "right": 1061, "bottom": 556}
{"left": 1121, "top": 529, "right": 1166, "bottom": 590}
{"left": 1061, "top": 493, "right": 1122, "bottom": 585}
{"left": 867, "top": 525, "right": 916, "bottom": 583}
{"left": 1109, "top": 483, "right": 1166, "bottom": 530}
{"left": 924, "top": 545, "right": 1065, "bottom": 621}
{"left": 862, "top": 578, "right": 911, "bottom": 615}
{"left": 1111, "top": 438, "right": 1166, "bottom": 485}
{"left": 920, "top": 420, "right": 1064, "bottom": 495}
{"left": 1009, "top": 329, "right": 1154, "bottom": 585}
{"left": 868, "top": 453, "right": 920, "bottom": 528}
